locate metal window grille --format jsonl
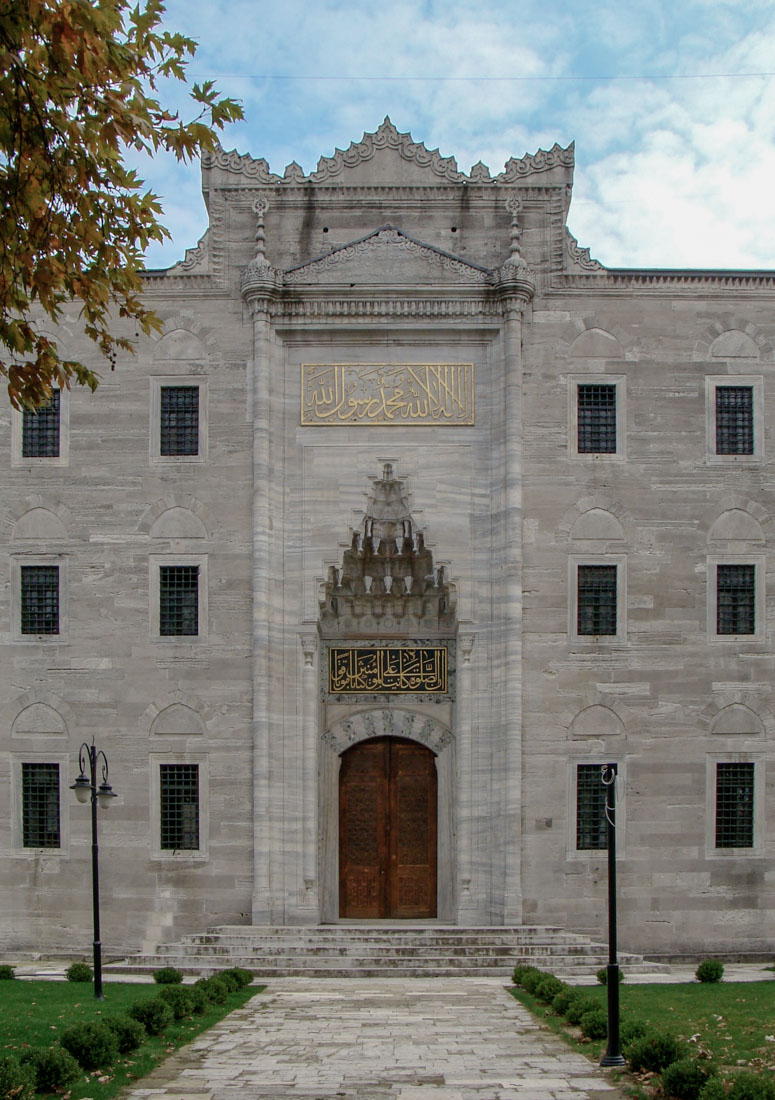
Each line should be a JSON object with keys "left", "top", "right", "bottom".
{"left": 160, "top": 386, "right": 199, "bottom": 456}
{"left": 159, "top": 566, "right": 199, "bottom": 636}
{"left": 716, "top": 564, "right": 755, "bottom": 635}
{"left": 578, "top": 384, "right": 616, "bottom": 453}
{"left": 160, "top": 764, "right": 199, "bottom": 850}
{"left": 715, "top": 762, "right": 754, "bottom": 848}
{"left": 22, "top": 763, "right": 60, "bottom": 847}
{"left": 716, "top": 386, "right": 753, "bottom": 455}
{"left": 576, "top": 764, "right": 608, "bottom": 850}
{"left": 22, "top": 391, "right": 60, "bottom": 458}
{"left": 577, "top": 565, "right": 617, "bottom": 636}
{"left": 21, "top": 565, "right": 59, "bottom": 634}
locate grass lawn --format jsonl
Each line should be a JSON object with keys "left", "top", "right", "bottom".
{"left": 0, "top": 980, "right": 261, "bottom": 1100}
{"left": 511, "top": 981, "right": 775, "bottom": 1092}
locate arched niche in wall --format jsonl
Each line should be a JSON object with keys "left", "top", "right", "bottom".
{"left": 568, "top": 704, "right": 625, "bottom": 740}
{"left": 710, "top": 330, "right": 760, "bottom": 360}
{"left": 150, "top": 507, "right": 207, "bottom": 540}
{"left": 570, "top": 328, "right": 624, "bottom": 360}
{"left": 12, "top": 702, "right": 67, "bottom": 738}
{"left": 569, "top": 507, "right": 625, "bottom": 542}
{"left": 710, "top": 704, "right": 764, "bottom": 737}
{"left": 12, "top": 507, "right": 67, "bottom": 541}
{"left": 150, "top": 703, "right": 206, "bottom": 737}
{"left": 707, "top": 509, "right": 764, "bottom": 544}
{"left": 153, "top": 328, "right": 209, "bottom": 362}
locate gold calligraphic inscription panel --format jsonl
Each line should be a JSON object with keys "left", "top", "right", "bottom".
{"left": 329, "top": 647, "right": 448, "bottom": 695}
{"left": 301, "top": 363, "right": 474, "bottom": 426}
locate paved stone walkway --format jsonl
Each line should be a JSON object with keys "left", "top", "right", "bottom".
{"left": 124, "top": 978, "right": 624, "bottom": 1100}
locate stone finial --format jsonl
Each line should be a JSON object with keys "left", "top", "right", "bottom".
{"left": 300, "top": 634, "right": 317, "bottom": 667}
{"left": 240, "top": 195, "right": 281, "bottom": 301}
{"left": 493, "top": 194, "right": 536, "bottom": 305}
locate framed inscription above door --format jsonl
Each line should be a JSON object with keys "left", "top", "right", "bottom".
{"left": 339, "top": 737, "right": 437, "bottom": 919}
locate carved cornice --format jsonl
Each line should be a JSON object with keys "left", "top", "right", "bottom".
{"left": 269, "top": 298, "right": 502, "bottom": 321}
{"left": 168, "top": 231, "right": 209, "bottom": 273}
{"left": 307, "top": 117, "right": 466, "bottom": 183}
{"left": 566, "top": 229, "right": 604, "bottom": 272}
{"left": 552, "top": 270, "right": 775, "bottom": 293}
{"left": 284, "top": 226, "right": 492, "bottom": 285}
{"left": 497, "top": 141, "right": 575, "bottom": 182}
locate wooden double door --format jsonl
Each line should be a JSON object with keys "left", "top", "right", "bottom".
{"left": 339, "top": 737, "right": 437, "bottom": 919}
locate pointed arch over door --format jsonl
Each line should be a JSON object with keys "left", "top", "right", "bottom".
{"left": 339, "top": 737, "right": 437, "bottom": 918}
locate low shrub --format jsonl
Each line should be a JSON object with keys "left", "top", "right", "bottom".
{"left": 726, "top": 1073, "right": 775, "bottom": 1100}
{"left": 696, "top": 959, "right": 724, "bottom": 984}
{"left": 20, "top": 1045, "right": 81, "bottom": 1092}
{"left": 59, "top": 1020, "right": 119, "bottom": 1070}
{"left": 158, "top": 985, "right": 195, "bottom": 1020}
{"left": 626, "top": 1030, "right": 682, "bottom": 1074}
{"left": 596, "top": 966, "right": 624, "bottom": 985}
{"left": 198, "top": 976, "right": 228, "bottom": 1004}
{"left": 512, "top": 963, "right": 541, "bottom": 988}
{"left": 564, "top": 995, "right": 598, "bottom": 1026}
{"left": 620, "top": 1018, "right": 648, "bottom": 1047}
{"left": 129, "top": 997, "right": 174, "bottom": 1036}
{"left": 104, "top": 1015, "right": 146, "bottom": 1054}
{"left": 188, "top": 985, "right": 210, "bottom": 1015}
{"left": 698, "top": 1081, "right": 728, "bottom": 1100}
{"left": 153, "top": 966, "right": 183, "bottom": 985}
{"left": 215, "top": 969, "right": 241, "bottom": 993}
{"left": 534, "top": 975, "right": 566, "bottom": 1003}
{"left": 580, "top": 1007, "right": 608, "bottom": 1040}
{"left": 551, "top": 988, "right": 577, "bottom": 1016}
{"left": 0, "top": 1054, "right": 36, "bottom": 1100}
{"left": 661, "top": 1057, "right": 717, "bottom": 1100}
{"left": 0, "top": 965, "right": 15, "bottom": 980}
{"left": 65, "top": 961, "right": 93, "bottom": 983}
{"left": 221, "top": 967, "right": 253, "bottom": 989}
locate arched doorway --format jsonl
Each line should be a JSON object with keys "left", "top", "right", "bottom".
{"left": 339, "top": 737, "right": 437, "bottom": 918}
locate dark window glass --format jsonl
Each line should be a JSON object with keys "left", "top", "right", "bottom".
{"left": 716, "top": 386, "right": 753, "bottom": 455}
{"left": 159, "top": 565, "right": 199, "bottom": 636}
{"left": 160, "top": 764, "right": 199, "bottom": 850}
{"left": 578, "top": 384, "right": 616, "bottom": 454}
{"left": 160, "top": 386, "right": 199, "bottom": 456}
{"left": 717, "top": 564, "right": 755, "bottom": 635}
{"left": 577, "top": 565, "right": 617, "bottom": 636}
{"left": 715, "top": 763, "right": 754, "bottom": 848}
{"left": 577, "top": 764, "right": 607, "bottom": 850}
{"left": 22, "top": 763, "right": 60, "bottom": 847}
{"left": 22, "top": 391, "right": 60, "bottom": 458}
{"left": 21, "top": 565, "right": 59, "bottom": 635}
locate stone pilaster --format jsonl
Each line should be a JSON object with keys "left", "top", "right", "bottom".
{"left": 456, "top": 630, "right": 477, "bottom": 921}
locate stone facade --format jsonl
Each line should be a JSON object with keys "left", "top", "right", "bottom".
{"left": 2, "top": 119, "right": 774, "bottom": 956}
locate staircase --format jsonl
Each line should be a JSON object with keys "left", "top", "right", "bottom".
{"left": 107, "top": 925, "right": 669, "bottom": 980}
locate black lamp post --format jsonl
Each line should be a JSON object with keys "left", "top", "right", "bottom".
{"left": 70, "top": 742, "right": 117, "bottom": 1000}
{"left": 600, "top": 762, "right": 626, "bottom": 1068}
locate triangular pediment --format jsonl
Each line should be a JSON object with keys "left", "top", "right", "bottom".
{"left": 284, "top": 226, "right": 492, "bottom": 288}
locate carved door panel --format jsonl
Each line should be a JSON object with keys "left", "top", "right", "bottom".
{"left": 339, "top": 737, "right": 437, "bottom": 919}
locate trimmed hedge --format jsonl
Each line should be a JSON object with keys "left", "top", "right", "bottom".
{"left": 158, "top": 985, "right": 195, "bottom": 1020}
{"left": 59, "top": 1021, "right": 119, "bottom": 1070}
{"left": 661, "top": 1057, "right": 717, "bottom": 1100}
{"left": 20, "top": 1046, "right": 81, "bottom": 1092}
{"left": 153, "top": 966, "right": 184, "bottom": 985}
{"left": 0, "top": 1055, "right": 36, "bottom": 1100}
{"left": 221, "top": 967, "right": 253, "bottom": 989}
{"left": 104, "top": 1015, "right": 146, "bottom": 1054}
{"left": 626, "top": 1030, "right": 682, "bottom": 1074}
{"left": 580, "top": 1007, "right": 608, "bottom": 1040}
{"left": 129, "top": 997, "right": 174, "bottom": 1036}
{"left": 0, "top": 965, "right": 15, "bottom": 981}
{"left": 65, "top": 961, "right": 93, "bottom": 983}
{"left": 696, "top": 959, "right": 724, "bottom": 984}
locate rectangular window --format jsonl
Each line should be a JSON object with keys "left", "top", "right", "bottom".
{"left": 160, "top": 386, "right": 199, "bottom": 456}
{"left": 577, "top": 565, "right": 617, "bottom": 636}
{"left": 576, "top": 764, "right": 607, "bottom": 850}
{"left": 715, "top": 763, "right": 754, "bottom": 848}
{"left": 20, "top": 565, "right": 59, "bottom": 635}
{"left": 21, "top": 763, "right": 60, "bottom": 847}
{"left": 159, "top": 565, "right": 199, "bottom": 636}
{"left": 717, "top": 564, "right": 755, "bottom": 635}
{"left": 22, "top": 391, "right": 60, "bottom": 458}
{"left": 160, "top": 764, "right": 199, "bottom": 850}
{"left": 577, "top": 384, "right": 616, "bottom": 453}
{"left": 716, "top": 386, "right": 753, "bottom": 455}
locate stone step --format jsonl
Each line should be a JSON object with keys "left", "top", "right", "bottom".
{"left": 109, "top": 924, "right": 670, "bottom": 979}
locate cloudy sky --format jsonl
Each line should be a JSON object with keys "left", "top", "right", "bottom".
{"left": 135, "top": 0, "right": 775, "bottom": 272}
